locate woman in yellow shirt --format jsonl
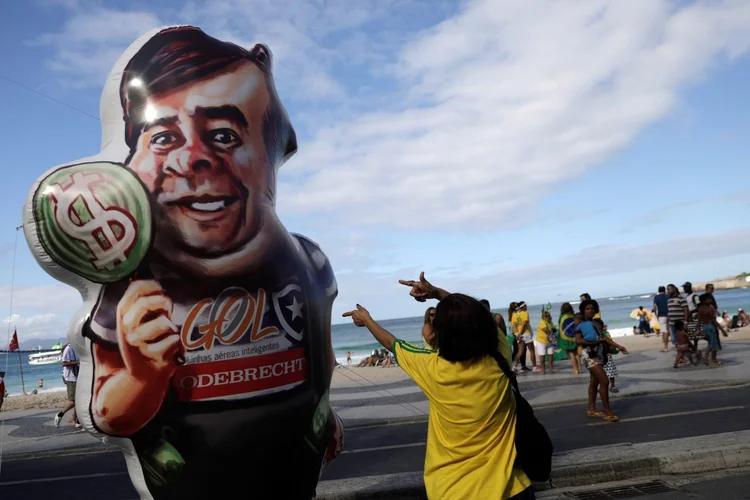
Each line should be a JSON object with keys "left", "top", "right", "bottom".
{"left": 343, "top": 273, "right": 533, "bottom": 500}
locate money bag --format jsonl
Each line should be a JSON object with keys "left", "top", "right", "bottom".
{"left": 22, "top": 25, "right": 343, "bottom": 500}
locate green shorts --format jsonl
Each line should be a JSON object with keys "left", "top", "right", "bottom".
{"left": 63, "top": 378, "right": 76, "bottom": 402}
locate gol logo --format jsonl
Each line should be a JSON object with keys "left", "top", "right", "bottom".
{"left": 180, "top": 287, "right": 279, "bottom": 351}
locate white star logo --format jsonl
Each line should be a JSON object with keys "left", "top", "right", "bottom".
{"left": 286, "top": 296, "right": 304, "bottom": 321}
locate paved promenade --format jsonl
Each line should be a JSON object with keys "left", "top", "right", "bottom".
{"left": 1, "top": 333, "right": 750, "bottom": 499}
{"left": 330, "top": 337, "right": 750, "bottom": 427}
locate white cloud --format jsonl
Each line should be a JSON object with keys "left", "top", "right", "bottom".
{"left": 30, "top": 7, "right": 163, "bottom": 88}
{"left": 278, "top": 0, "right": 750, "bottom": 230}
{"left": 24, "top": 0, "right": 750, "bottom": 323}
{"left": 331, "top": 226, "right": 750, "bottom": 321}
{"left": 0, "top": 285, "right": 81, "bottom": 341}
{"left": 35, "top": 0, "right": 750, "bottom": 229}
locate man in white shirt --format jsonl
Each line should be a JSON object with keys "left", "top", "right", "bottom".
{"left": 54, "top": 344, "right": 81, "bottom": 428}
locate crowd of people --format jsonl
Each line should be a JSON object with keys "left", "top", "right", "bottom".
{"left": 340, "top": 274, "right": 744, "bottom": 499}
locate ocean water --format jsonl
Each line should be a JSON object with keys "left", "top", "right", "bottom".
{"left": 330, "top": 288, "right": 750, "bottom": 365}
{"left": 0, "top": 353, "right": 68, "bottom": 398}
{"left": 3, "top": 289, "right": 748, "bottom": 396}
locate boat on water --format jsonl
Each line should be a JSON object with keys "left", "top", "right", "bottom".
{"left": 28, "top": 343, "right": 63, "bottom": 365}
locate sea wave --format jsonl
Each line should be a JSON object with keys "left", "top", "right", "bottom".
{"left": 6, "top": 386, "right": 66, "bottom": 398}
{"left": 607, "top": 327, "right": 634, "bottom": 338}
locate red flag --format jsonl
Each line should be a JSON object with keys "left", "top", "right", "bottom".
{"left": 8, "top": 330, "right": 19, "bottom": 352}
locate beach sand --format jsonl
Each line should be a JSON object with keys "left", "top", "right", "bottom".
{"left": 3, "top": 326, "right": 748, "bottom": 412}
{"left": 1, "top": 390, "right": 69, "bottom": 413}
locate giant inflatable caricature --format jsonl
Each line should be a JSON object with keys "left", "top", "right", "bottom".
{"left": 22, "top": 26, "right": 343, "bottom": 499}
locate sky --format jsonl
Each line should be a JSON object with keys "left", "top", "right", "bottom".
{"left": 0, "top": 0, "right": 749, "bottom": 342}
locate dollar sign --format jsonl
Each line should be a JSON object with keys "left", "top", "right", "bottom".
{"left": 51, "top": 171, "right": 138, "bottom": 272}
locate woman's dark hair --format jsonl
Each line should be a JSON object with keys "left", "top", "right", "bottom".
{"left": 580, "top": 293, "right": 592, "bottom": 301}
{"left": 507, "top": 302, "right": 517, "bottom": 321}
{"left": 423, "top": 307, "right": 436, "bottom": 325}
{"left": 433, "top": 294, "right": 498, "bottom": 363}
{"left": 560, "top": 302, "right": 574, "bottom": 315}
{"left": 579, "top": 299, "right": 598, "bottom": 316}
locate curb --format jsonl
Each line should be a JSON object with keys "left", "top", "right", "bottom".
{"left": 1, "top": 444, "right": 118, "bottom": 462}
{"left": 528, "top": 380, "right": 750, "bottom": 410}
{"left": 344, "top": 415, "right": 428, "bottom": 429}
{"left": 316, "top": 431, "right": 750, "bottom": 500}
{"left": 548, "top": 442, "right": 750, "bottom": 488}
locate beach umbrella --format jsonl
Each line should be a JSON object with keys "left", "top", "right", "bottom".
{"left": 629, "top": 308, "right": 651, "bottom": 320}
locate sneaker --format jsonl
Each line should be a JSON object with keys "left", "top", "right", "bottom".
{"left": 75, "top": 422, "right": 82, "bottom": 429}
{"left": 53, "top": 413, "right": 62, "bottom": 428}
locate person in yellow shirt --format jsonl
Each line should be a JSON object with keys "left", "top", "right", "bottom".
{"left": 535, "top": 311, "right": 556, "bottom": 374}
{"left": 343, "top": 274, "right": 533, "bottom": 500}
{"left": 512, "top": 302, "right": 537, "bottom": 372}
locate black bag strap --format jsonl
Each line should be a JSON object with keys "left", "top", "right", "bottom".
{"left": 490, "top": 351, "right": 521, "bottom": 395}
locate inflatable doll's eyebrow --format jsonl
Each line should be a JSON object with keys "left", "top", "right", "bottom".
{"left": 143, "top": 116, "right": 178, "bottom": 132}
{"left": 196, "top": 105, "right": 249, "bottom": 128}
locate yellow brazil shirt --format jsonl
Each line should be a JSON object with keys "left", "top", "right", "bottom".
{"left": 536, "top": 320, "right": 549, "bottom": 344}
{"left": 392, "top": 340, "right": 531, "bottom": 500}
{"left": 513, "top": 311, "right": 531, "bottom": 335}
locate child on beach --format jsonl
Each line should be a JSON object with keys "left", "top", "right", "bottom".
{"left": 673, "top": 320, "right": 698, "bottom": 368}
{"left": 596, "top": 320, "right": 620, "bottom": 393}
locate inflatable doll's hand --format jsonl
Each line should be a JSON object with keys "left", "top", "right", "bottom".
{"left": 117, "top": 280, "right": 182, "bottom": 380}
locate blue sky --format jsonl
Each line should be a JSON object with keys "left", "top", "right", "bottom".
{"left": 1, "top": 0, "right": 750, "bottom": 341}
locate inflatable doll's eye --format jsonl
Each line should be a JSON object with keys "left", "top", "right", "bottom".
{"left": 208, "top": 128, "right": 242, "bottom": 150}
{"left": 150, "top": 131, "right": 181, "bottom": 152}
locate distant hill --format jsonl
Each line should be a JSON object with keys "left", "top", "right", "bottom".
{"left": 0, "top": 337, "right": 67, "bottom": 353}
{"left": 693, "top": 273, "right": 750, "bottom": 291}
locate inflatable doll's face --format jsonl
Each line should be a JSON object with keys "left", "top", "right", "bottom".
{"left": 127, "top": 60, "right": 273, "bottom": 255}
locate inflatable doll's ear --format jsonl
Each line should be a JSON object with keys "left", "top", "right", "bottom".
{"left": 250, "top": 43, "right": 273, "bottom": 72}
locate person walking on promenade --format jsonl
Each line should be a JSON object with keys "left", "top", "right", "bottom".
{"left": 342, "top": 273, "right": 534, "bottom": 499}
{"left": 697, "top": 295, "right": 727, "bottom": 367}
{"left": 653, "top": 286, "right": 670, "bottom": 352}
{"left": 535, "top": 310, "right": 556, "bottom": 374}
{"left": 576, "top": 301, "right": 628, "bottom": 422}
{"left": 508, "top": 302, "right": 528, "bottom": 371}
{"left": 0, "top": 371, "right": 6, "bottom": 411}
{"left": 54, "top": 343, "right": 80, "bottom": 428}
{"left": 598, "top": 321, "right": 620, "bottom": 393}
{"left": 558, "top": 303, "right": 581, "bottom": 375}
{"left": 666, "top": 284, "right": 689, "bottom": 350}
{"left": 672, "top": 320, "right": 699, "bottom": 368}
{"left": 513, "top": 302, "right": 537, "bottom": 373}
{"left": 700, "top": 284, "right": 723, "bottom": 350}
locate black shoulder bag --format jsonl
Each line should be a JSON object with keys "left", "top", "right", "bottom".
{"left": 491, "top": 352, "right": 553, "bottom": 483}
